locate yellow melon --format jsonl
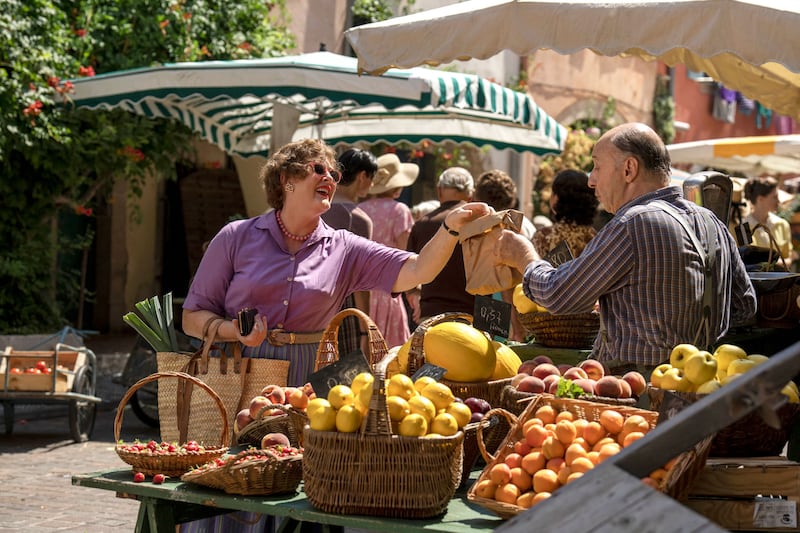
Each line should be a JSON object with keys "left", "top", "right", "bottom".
{"left": 491, "top": 341, "right": 523, "bottom": 380}
{"left": 385, "top": 339, "right": 412, "bottom": 378}
{"left": 423, "top": 322, "right": 496, "bottom": 382}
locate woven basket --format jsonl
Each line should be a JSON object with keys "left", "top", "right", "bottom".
{"left": 182, "top": 448, "right": 303, "bottom": 496}
{"left": 115, "top": 372, "right": 230, "bottom": 477}
{"left": 460, "top": 416, "right": 500, "bottom": 488}
{"left": 499, "top": 386, "right": 636, "bottom": 417}
{"left": 648, "top": 387, "right": 800, "bottom": 457}
{"left": 468, "top": 394, "right": 711, "bottom": 519}
{"left": 518, "top": 311, "right": 599, "bottom": 349}
{"left": 235, "top": 403, "right": 305, "bottom": 448}
{"left": 315, "top": 308, "right": 389, "bottom": 370}
{"left": 302, "top": 310, "right": 464, "bottom": 518}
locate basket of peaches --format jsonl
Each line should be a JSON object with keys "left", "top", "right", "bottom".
{"left": 234, "top": 383, "right": 314, "bottom": 449}
{"left": 467, "top": 394, "right": 711, "bottom": 519}
{"left": 500, "top": 356, "right": 647, "bottom": 416}
{"left": 648, "top": 343, "right": 799, "bottom": 457}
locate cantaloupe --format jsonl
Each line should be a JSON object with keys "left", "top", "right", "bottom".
{"left": 491, "top": 341, "right": 523, "bottom": 380}
{"left": 423, "top": 322, "right": 496, "bottom": 382}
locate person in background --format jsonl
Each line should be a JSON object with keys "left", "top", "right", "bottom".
{"left": 407, "top": 167, "right": 476, "bottom": 324}
{"left": 533, "top": 169, "right": 598, "bottom": 258}
{"left": 359, "top": 153, "right": 419, "bottom": 347}
{"left": 321, "top": 148, "right": 377, "bottom": 355}
{"left": 743, "top": 176, "right": 793, "bottom": 269}
{"left": 411, "top": 199, "right": 441, "bottom": 221}
{"left": 494, "top": 123, "right": 757, "bottom": 375}
{"left": 474, "top": 169, "right": 537, "bottom": 240}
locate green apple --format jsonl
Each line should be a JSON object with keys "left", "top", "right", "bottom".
{"left": 683, "top": 351, "right": 718, "bottom": 385}
{"left": 649, "top": 363, "right": 673, "bottom": 388}
{"left": 669, "top": 344, "right": 699, "bottom": 369}
{"left": 713, "top": 344, "right": 747, "bottom": 372}
{"left": 695, "top": 379, "right": 722, "bottom": 395}
{"left": 660, "top": 367, "right": 693, "bottom": 392}
{"left": 746, "top": 354, "right": 769, "bottom": 365}
{"left": 727, "top": 358, "right": 757, "bottom": 376}
{"left": 782, "top": 383, "right": 800, "bottom": 403}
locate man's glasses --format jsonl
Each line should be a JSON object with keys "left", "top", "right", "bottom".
{"left": 309, "top": 162, "right": 342, "bottom": 183}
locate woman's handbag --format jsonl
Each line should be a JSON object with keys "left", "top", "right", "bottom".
{"left": 157, "top": 318, "right": 289, "bottom": 444}
{"left": 749, "top": 224, "right": 800, "bottom": 328}
{"left": 460, "top": 209, "right": 524, "bottom": 295}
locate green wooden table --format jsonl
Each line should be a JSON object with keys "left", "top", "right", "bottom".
{"left": 72, "top": 469, "right": 502, "bottom": 533}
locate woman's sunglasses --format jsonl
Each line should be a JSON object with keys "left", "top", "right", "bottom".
{"left": 309, "top": 162, "right": 342, "bottom": 183}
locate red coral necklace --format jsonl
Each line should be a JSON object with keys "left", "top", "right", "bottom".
{"left": 276, "top": 210, "right": 313, "bottom": 241}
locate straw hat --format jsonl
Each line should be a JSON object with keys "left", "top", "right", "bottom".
{"left": 371, "top": 154, "right": 419, "bottom": 194}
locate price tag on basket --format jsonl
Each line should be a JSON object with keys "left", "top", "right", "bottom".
{"left": 542, "top": 240, "right": 574, "bottom": 267}
{"left": 411, "top": 363, "right": 448, "bottom": 382}
{"left": 656, "top": 389, "right": 693, "bottom": 424}
{"left": 309, "top": 349, "right": 371, "bottom": 400}
{"left": 473, "top": 295, "right": 511, "bottom": 339}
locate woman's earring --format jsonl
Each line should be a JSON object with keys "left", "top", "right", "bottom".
{"left": 284, "top": 183, "right": 294, "bottom": 192}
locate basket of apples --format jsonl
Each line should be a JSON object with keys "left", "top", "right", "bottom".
{"left": 234, "top": 383, "right": 313, "bottom": 449}
{"left": 648, "top": 343, "right": 800, "bottom": 457}
{"left": 115, "top": 372, "right": 229, "bottom": 477}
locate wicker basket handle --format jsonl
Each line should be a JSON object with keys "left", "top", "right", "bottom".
{"left": 359, "top": 349, "right": 396, "bottom": 437}
{"left": 315, "top": 308, "right": 389, "bottom": 371}
{"left": 751, "top": 223, "right": 789, "bottom": 272}
{"left": 477, "top": 407, "right": 518, "bottom": 463}
{"left": 407, "top": 312, "right": 473, "bottom": 375}
{"left": 114, "top": 371, "right": 231, "bottom": 447}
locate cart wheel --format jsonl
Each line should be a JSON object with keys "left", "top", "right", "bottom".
{"left": 130, "top": 389, "right": 160, "bottom": 428}
{"left": 2, "top": 401, "right": 13, "bottom": 435}
{"left": 69, "top": 364, "right": 97, "bottom": 443}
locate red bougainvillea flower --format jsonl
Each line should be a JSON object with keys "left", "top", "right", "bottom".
{"left": 22, "top": 101, "right": 43, "bottom": 117}
{"left": 237, "top": 42, "right": 252, "bottom": 51}
{"left": 159, "top": 20, "right": 170, "bottom": 29}
{"left": 74, "top": 206, "right": 93, "bottom": 217}
{"left": 78, "top": 65, "right": 95, "bottom": 77}
{"left": 442, "top": 153, "right": 453, "bottom": 161}
{"left": 384, "top": 146, "right": 397, "bottom": 154}
{"left": 48, "top": 76, "right": 60, "bottom": 88}
{"left": 118, "top": 146, "right": 145, "bottom": 162}
{"left": 74, "top": 28, "right": 87, "bottom": 37}
{"left": 182, "top": 12, "right": 192, "bottom": 20}
{"left": 413, "top": 150, "right": 425, "bottom": 159}
{"left": 421, "top": 140, "right": 431, "bottom": 149}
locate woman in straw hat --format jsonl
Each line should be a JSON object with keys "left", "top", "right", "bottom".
{"left": 359, "top": 153, "right": 420, "bottom": 347}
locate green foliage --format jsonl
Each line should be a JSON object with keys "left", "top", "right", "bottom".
{"left": 0, "top": 0, "right": 294, "bottom": 332}
{"left": 352, "top": 0, "right": 394, "bottom": 25}
{"left": 653, "top": 75, "right": 676, "bottom": 144}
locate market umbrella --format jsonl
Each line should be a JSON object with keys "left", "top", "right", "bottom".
{"left": 667, "top": 135, "right": 800, "bottom": 176}
{"left": 67, "top": 51, "right": 567, "bottom": 157}
{"left": 344, "top": 0, "right": 800, "bottom": 121}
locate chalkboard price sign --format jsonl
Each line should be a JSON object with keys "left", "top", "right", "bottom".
{"left": 308, "top": 349, "right": 372, "bottom": 401}
{"left": 656, "top": 390, "right": 692, "bottom": 425}
{"left": 411, "top": 363, "right": 448, "bottom": 382}
{"left": 543, "top": 240, "right": 574, "bottom": 267}
{"left": 473, "top": 295, "right": 511, "bottom": 339}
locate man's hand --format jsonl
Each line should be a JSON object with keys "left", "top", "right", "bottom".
{"left": 494, "top": 229, "right": 539, "bottom": 273}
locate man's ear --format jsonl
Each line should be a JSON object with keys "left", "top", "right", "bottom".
{"left": 623, "top": 156, "right": 639, "bottom": 183}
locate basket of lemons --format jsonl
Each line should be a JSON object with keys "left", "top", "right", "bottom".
{"left": 301, "top": 309, "right": 464, "bottom": 518}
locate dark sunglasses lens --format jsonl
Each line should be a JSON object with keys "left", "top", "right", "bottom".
{"left": 313, "top": 163, "right": 326, "bottom": 175}
{"left": 313, "top": 163, "right": 341, "bottom": 182}
{"left": 330, "top": 170, "right": 341, "bottom": 182}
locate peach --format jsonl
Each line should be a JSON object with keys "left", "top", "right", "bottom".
{"left": 546, "top": 378, "right": 560, "bottom": 395}
{"left": 598, "top": 409, "right": 625, "bottom": 435}
{"left": 302, "top": 382, "right": 315, "bottom": 397}
{"left": 542, "top": 373, "right": 561, "bottom": 391}
{"left": 573, "top": 378, "right": 596, "bottom": 395}
{"left": 578, "top": 359, "right": 606, "bottom": 381}
{"left": 565, "top": 442, "right": 589, "bottom": 465}
{"left": 569, "top": 456, "right": 594, "bottom": 474}
{"left": 532, "top": 492, "right": 552, "bottom": 505}
{"left": 525, "top": 423, "right": 549, "bottom": 448}
{"left": 249, "top": 395, "right": 272, "bottom": 419}
{"left": 650, "top": 468, "right": 668, "bottom": 482}
{"left": 522, "top": 417, "right": 543, "bottom": 431}
{"left": 557, "top": 465, "right": 573, "bottom": 485}
{"left": 494, "top": 483, "right": 521, "bottom": 504}
{"left": 260, "top": 384, "right": 286, "bottom": 406}
{"left": 554, "top": 420, "right": 577, "bottom": 445}
{"left": 235, "top": 408, "right": 254, "bottom": 432}
{"left": 534, "top": 405, "right": 557, "bottom": 425}
{"left": 545, "top": 457, "right": 565, "bottom": 473}
{"left": 509, "top": 467, "right": 532, "bottom": 492}
{"left": 511, "top": 373, "right": 528, "bottom": 388}
{"left": 618, "top": 379, "right": 632, "bottom": 399}
{"left": 532, "top": 363, "right": 561, "bottom": 380}
{"left": 521, "top": 450, "right": 546, "bottom": 475}
{"left": 260, "top": 432, "right": 290, "bottom": 448}
{"left": 474, "top": 479, "right": 497, "bottom": 499}
{"left": 287, "top": 387, "right": 309, "bottom": 410}
{"left": 517, "top": 376, "right": 546, "bottom": 394}
{"left": 517, "top": 360, "right": 539, "bottom": 376}
{"left": 595, "top": 376, "right": 623, "bottom": 398}
{"left": 531, "top": 355, "right": 554, "bottom": 366}
{"left": 622, "top": 371, "right": 648, "bottom": 397}
{"left": 516, "top": 491, "right": 537, "bottom": 509}
{"left": 623, "top": 431, "right": 646, "bottom": 447}
{"left": 566, "top": 471, "right": 585, "bottom": 484}
{"left": 489, "top": 463, "right": 513, "bottom": 485}
{"left": 592, "top": 436, "right": 617, "bottom": 452}
{"left": 582, "top": 421, "right": 606, "bottom": 446}
{"left": 532, "top": 469, "right": 560, "bottom": 493}
{"left": 514, "top": 439, "right": 532, "bottom": 456}
{"left": 504, "top": 452, "right": 523, "bottom": 469}
{"left": 623, "top": 414, "right": 651, "bottom": 435}
{"left": 562, "top": 366, "right": 589, "bottom": 381}
{"left": 572, "top": 419, "right": 589, "bottom": 439}
{"left": 598, "top": 442, "right": 622, "bottom": 462}
{"left": 556, "top": 363, "right": 573, "bottom": 375}
{"left": 555, "top": 410, "right": 574, "bottom": 422}
{"left": 541, "top": 436, "right": 565, "bottom": 460}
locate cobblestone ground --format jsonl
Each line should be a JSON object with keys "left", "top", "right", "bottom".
{"left": 0, "top": 335, "right": 160, "bottom": 532}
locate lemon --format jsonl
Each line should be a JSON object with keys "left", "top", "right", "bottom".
{"left": 355, "top": 381, "right": 373, "bottom": 410}
{"left": 446, "top": 401, "right": 472, "bottom": 428}
{"left": 307, "top": 400, "right": 336, "bottom": 431}
{"left": 430, "top": 413, "right": 459, "bottom": 437}
{"left": 335, "top": 404, "right": 363, "bottom": 433}
{"left": 387, "top": 374, "right": 417, "bottom": 400}
{"left": 413, "top": 376, "right": 437, "bottom": 394}
{"left": 398, "top": 413, "right": 428, "bottom": 437}
{"left": 350, "top": 372, "right": 374, "bottom": 395}
{"left": 421, "top": 382, "right": 455, "bottom": 411}
{"left": 387, "top": 395, "right": 411, "bottom": 421}
{"left": 327, "top": 384, "right": 355, "bottom": 409}
{"left": 307, "top": 398, "right": 332, "bottom": 418}
{"left": 407, "top": 395, "right": 436, "bottom": 424}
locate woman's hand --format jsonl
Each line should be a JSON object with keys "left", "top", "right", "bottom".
{"left": 234, "top": 314, "right": 268, "bottom": 347}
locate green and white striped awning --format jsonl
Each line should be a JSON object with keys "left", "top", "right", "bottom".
{"left": 68, "top": 51, "right": 566, "bottom": 157}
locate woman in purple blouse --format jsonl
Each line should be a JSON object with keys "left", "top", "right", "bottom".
{"left": 182, "top": 138, "right": 489, "bottom": 387}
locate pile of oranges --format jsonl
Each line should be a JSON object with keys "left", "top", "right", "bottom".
{"left": 473, "top": 402, "right": 679, "bottom": 509}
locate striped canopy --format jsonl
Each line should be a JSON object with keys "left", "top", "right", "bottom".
{"left": 667, "top": 135, "right": 800, "bottom": 175}
{"left": 68, "top": 51, "right": 567, "bottom": 158}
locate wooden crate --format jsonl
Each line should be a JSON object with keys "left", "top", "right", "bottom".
{"left": 686, "top": 457, "right": 800, "bottom": 531}
{"left": 0, "top": 350, "right": 85, "bottom": 392}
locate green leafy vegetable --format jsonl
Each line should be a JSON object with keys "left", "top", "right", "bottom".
{"left": 123, "top": 292, "right": 179, "bottom": 352}
{"left": 556, "top": 377, "right": 587, "bottom": 399}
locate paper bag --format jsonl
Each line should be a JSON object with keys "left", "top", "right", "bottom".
{"left": 460, "top": 209, "right": 524, "bottom": 295}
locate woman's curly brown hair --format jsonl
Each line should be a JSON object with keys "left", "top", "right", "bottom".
{"left": 474, "top": 170, "right": 517, "bottom": 210}
{"left": 551, "top": 169, "right": 598, "bottom": 225}
{"left": 260, "top": 139, "right": 338, "bottom": 210}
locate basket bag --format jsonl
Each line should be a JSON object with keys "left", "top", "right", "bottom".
{"left": 518, "top": 311, "right": 600, "bottom": 349}
{"left": 182, "top": 448, "right": 302, "bottom": 496}
{"left": 749, "top": 223, "right": 800, "bottom": 328}
{"left": 302, "top": 309, "right": 464, "bottom": 518}
{"left": 468, "top": 395, "right": 712, "bottom": 519}
{"left": 648, "top": 386, "right": 800, "bottom": 457}
{"left": 157, "top": 318, "right": 289, "bottom": 445}
{"left": 114, "top": 371, "right": 229, "bottom": 477}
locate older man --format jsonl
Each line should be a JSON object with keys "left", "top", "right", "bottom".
{"left": 495, "top": 123, "right": 757, "bottom": 372}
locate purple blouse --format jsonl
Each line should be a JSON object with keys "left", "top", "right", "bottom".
{"left": 184, "top": 211, "right": 412, "bottom": 333}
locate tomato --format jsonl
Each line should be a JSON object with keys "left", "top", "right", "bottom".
{"left": 35, "top": 360, "right": 49, "bottom": 372}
